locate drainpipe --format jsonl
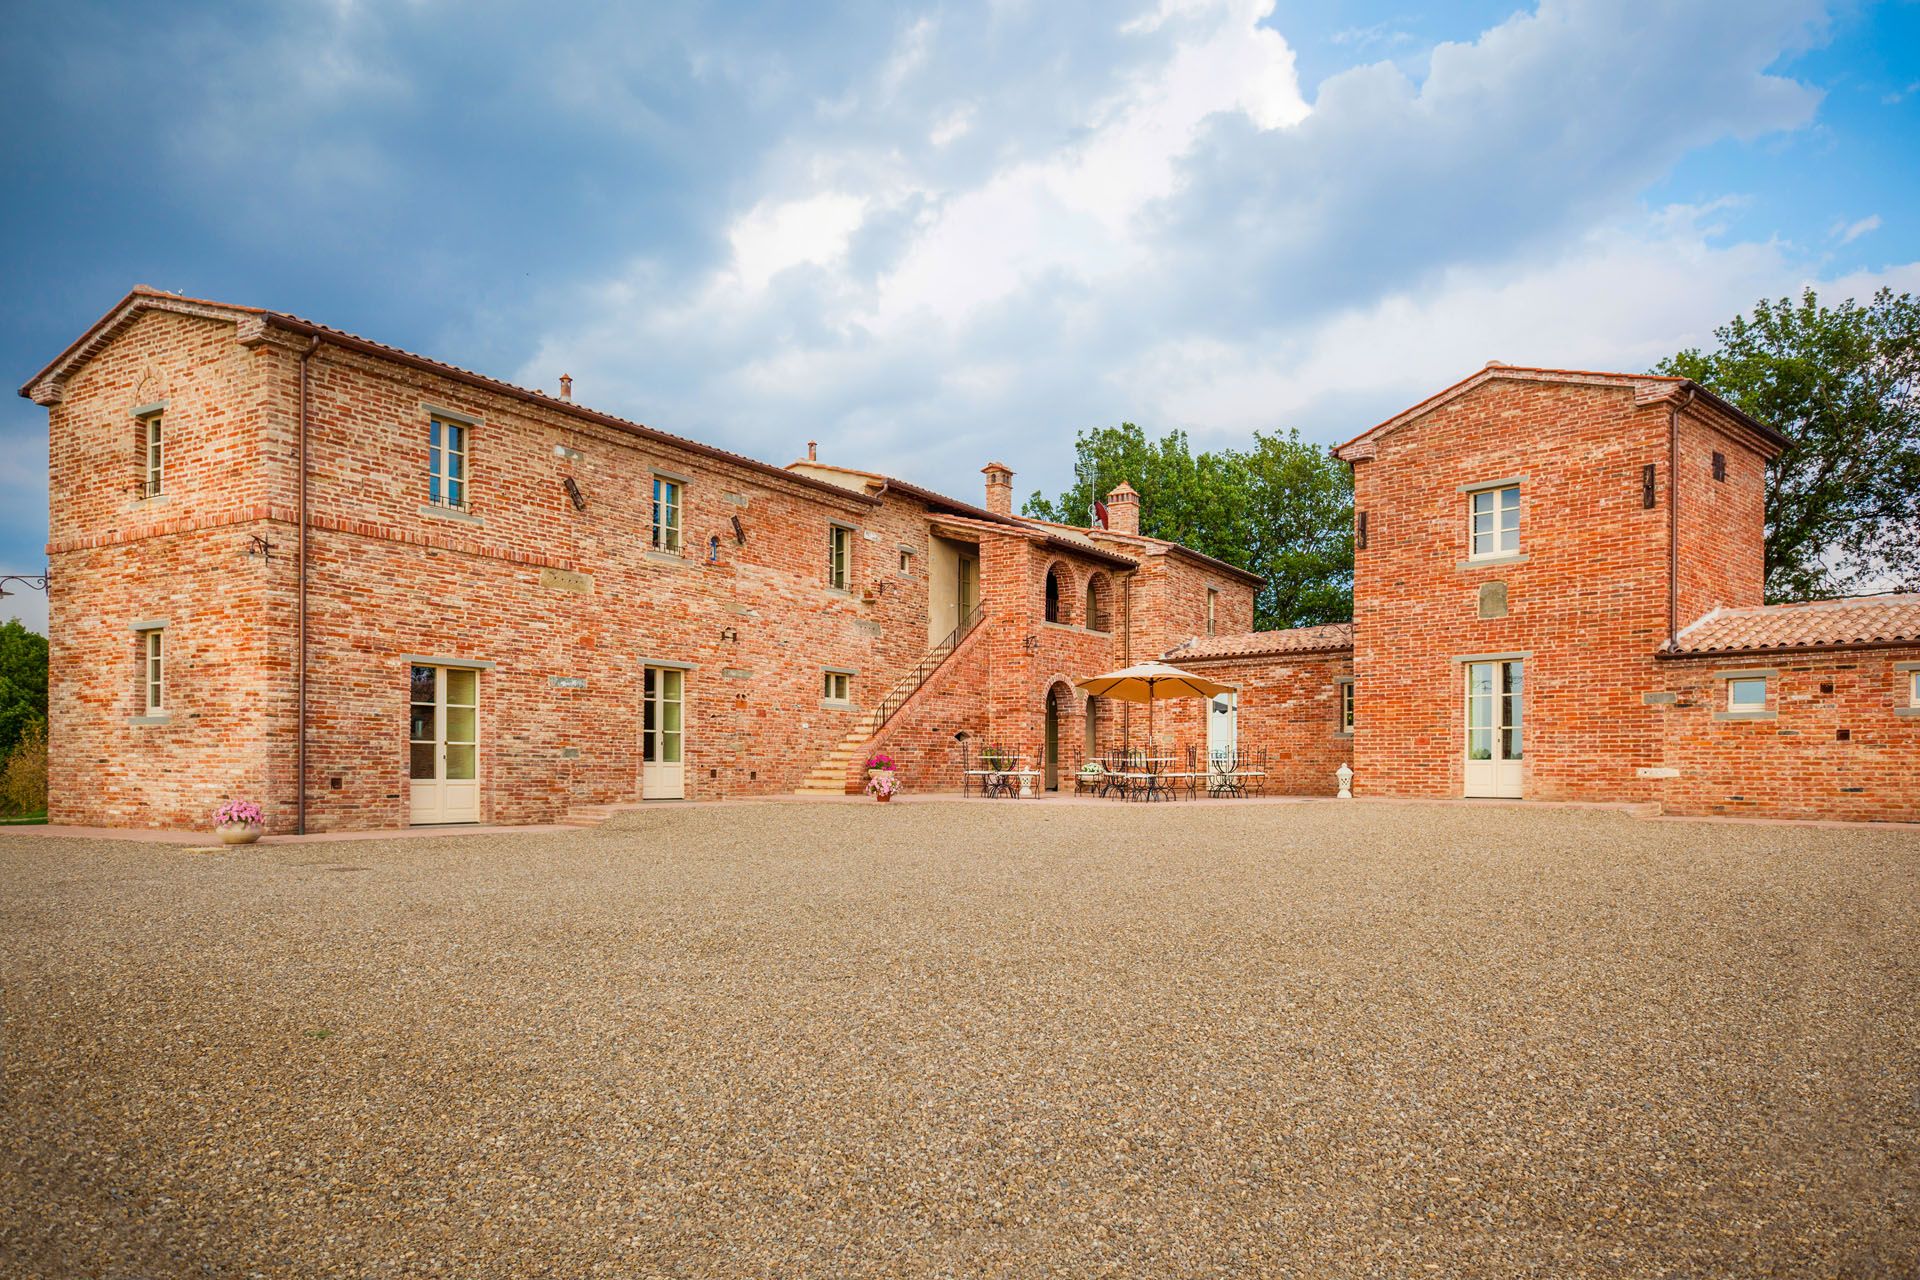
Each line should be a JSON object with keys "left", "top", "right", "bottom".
{"left": 1667, "top": 387, "right": 1695, "bottom": 647}
{"left": 297, "top": 336, "right": 320, "bottom": 834}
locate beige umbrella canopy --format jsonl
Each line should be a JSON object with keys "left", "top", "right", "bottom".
{"left": 1076, "top": 662, "right": 1235, "bottom": 749}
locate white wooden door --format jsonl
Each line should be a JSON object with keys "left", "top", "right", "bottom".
{"left": 642, "top": 666, "right": 685, "bottom": 799}
{"left": 1207, "top": 691, "right": 1238, "bottom": 767}
{"left": 409, "top": 665, "right": 480, "bottom": 824}
{"left": 1464, "top": 660, "right": 1523, "bottom": 798}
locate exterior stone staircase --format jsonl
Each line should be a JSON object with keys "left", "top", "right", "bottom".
{"left": 791, "top": 726, "right": 872, "bottom": 797}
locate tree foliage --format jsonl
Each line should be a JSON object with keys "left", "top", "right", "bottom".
{"left": 1024, "top": 424, "right": 1353, "bottom": 630}
{"left": 1654, "top": 288, "right": 1920, "bottom": 601}
{"left": 0, "top": 620, "right": 48, "bottom": 760}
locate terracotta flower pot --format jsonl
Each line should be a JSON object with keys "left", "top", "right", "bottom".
{"left": 216, "top": 822, "right": 263, "bottom": 845}
{"left": 874, "top": 792, "right": 892, "bottom": 802}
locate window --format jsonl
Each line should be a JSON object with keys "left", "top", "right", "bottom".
{"left": 1045, "top": 567, "right": 1064, "bottom": 622}
{"left": 139, "top": 410, "right": 163, "bottom": 497}
{"left": 651, "top": 476, "right": 682, "bottom": 552}
{"left": 823, "top": 670, "right": 851, "bottom": 703}
{"left": 828, "top": 525, "right": 851, "bottom": 590}
{"left": 898, "top": 549, "right": 913, "bottom": 574}
{"left": 1339, "top": 680, "right": 1355, "bottom": 733}
{"left": 1469, "top": 485, "right": 1520, "bottom": 558}
{"left": 1712, "top": 451, "right": 1727, "bottom": 482}
{"left": 428, "top": 416, "right": 468, "bottom": 508}
{"left": 1908, "top": 669, "right": 1918, "bottom": 708}
{"left": 141, "top": 629, "right": 164, "bottom": 712}
{"left": 1727, "top": 677, "right": 1767, "bottom": 712}
{"left": 1206, "top": 588, "right": 1218, "bottom": 636}
{"left": 1084, "top": 578, "right": 1105, "bottom": 632}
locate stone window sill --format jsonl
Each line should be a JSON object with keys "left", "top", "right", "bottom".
{"left": 1894, "top": 707, "right": 1920, "bottom": 717}
{"left": 820, "top": 700, "right": 855, "bottom": 710}
{"left": 1456, "top": 553, "right": 1529, "bottom": 570}
{"left": 420, "top": 503, "right": 483, "bottom": 526}
{"left": 129, "top": 713, "right": 172, "bottom": 727}
{"left": 645, "top": 549, "right": 690, "bottom": 567}
{"left": 1714, "top": 710, "right": 1777, "bottom": 722}
{"left": 1334, "top": 730, "right": 1353, "bottom": 740}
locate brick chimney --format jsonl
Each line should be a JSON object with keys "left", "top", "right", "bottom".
{"left": 559, "top": 374, "right": 573, "bottom": 402}
{"left": 1105, "top": 481, "right": 1140, "bottom": 536}
{"left": 982, "top": 462, "right": 1014, "bottom": 516}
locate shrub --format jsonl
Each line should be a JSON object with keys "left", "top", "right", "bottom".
{"left": 0, "top": 721, "right": 47, "bottom": 816}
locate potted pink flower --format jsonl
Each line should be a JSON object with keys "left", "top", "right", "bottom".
{"left": 213, "top": 799, "right": 265, "bottom": 845}
{"left": 864, "top": 769, "right": 900, "bottom": 802}
{"left": 864, "top": 751, "right": 896, "bottom": 777}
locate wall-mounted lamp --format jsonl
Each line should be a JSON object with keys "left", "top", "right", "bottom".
{"left": 562, "top": 476, "right": 587, "bottom": 511}
{"left": 0, "top": 572, "right": 50, "bottom": 600}
{"left": 719, "top": 626, "right": 739, "bottom": 643}
{"left": 731, "top": 515, "right": 747, "bottom": 545}
{"left": 245, "top": 534, "right": 276, "bottom": 563}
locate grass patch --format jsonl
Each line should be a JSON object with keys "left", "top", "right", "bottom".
{"left": 0, "top": 810, "right": 47, "bottom": 825}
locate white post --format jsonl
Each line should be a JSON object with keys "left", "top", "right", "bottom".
{"left": 1336, "top": 762, "right": 1353, "bottom": 800}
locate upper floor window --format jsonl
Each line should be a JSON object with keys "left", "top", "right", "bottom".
{"left": 1727, "top": 676, "right": 1767, "bottom": 712}
{"left": 428, "top": 416, "right": 468, "bottom": 509}
{"left": 1339, "top": 679, "right": 1355, "bottom": 733}
{"left": 141, "top": 629, "right": 164, "bottom": 713}
{"left": 1469, "top": 485, "right": 1520, "bottom": 559}
{"left": 823, "top": 669, "right": 852, "bottom": 703}
{"left": 139, "top": 410, "right": 163, "bottom": 498}
{"left": 828, "top": 524, "right": 852, "bottom": 590}
{"left": 1206, "top": 588, "right": 1219, "bottom": 636}
{"left": 1045, "top": 567, "right": 1064, "bottom": 622}
{"left": 898, "top": 549, "right": 913, "bottom": 574}
{"left": 652, "top": 476, "right": 682, "bottom": 552}
{"left": 1908, "top": 669, "right": 1919, "bottom": 708}
{"left": 1084, "top": 577, "right": 1106, "bottom": 632}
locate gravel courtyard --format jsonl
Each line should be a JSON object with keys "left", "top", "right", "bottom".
{"left": 2, "top": 801, "right": 1916, "bottom": 1279}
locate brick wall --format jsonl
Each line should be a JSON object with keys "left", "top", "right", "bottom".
{"left": 1152, "top": 650, "right": 1355, "bottom": 794}
{"left": 1652, "top": 647, "right": 1920, "bottom": 822}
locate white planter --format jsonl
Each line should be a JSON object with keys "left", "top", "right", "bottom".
{"left": 216, "top": 822, "right": 264, "bottom": 845}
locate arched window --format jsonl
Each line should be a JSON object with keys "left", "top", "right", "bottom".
{"left": 1044, "top": 566, "right": 1064, "bottom": 623}
{"left": 1084, "top": 572, "right": 1111, "bottom": 632}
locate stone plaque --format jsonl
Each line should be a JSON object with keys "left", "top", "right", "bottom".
{"left": 540, "top": 567, "right": 594, "bottom": 594}
{"left": 1477, "top": 581, "right": 1508, "bottom": 619}
{"left": 550, "top": 676, "right": 587, "bottom": 690}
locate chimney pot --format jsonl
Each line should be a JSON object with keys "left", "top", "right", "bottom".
{"left": 981, "top": 461, "right": 1015, "bottom": 516}
{"left": 559, "top": 374, "right": 573, "bottom": 402}
{"left": 1105, "top": 480, "right": 1141, "bottom": 536}
{"left": 807, "top": 440, "right": 818, "bottom": 462}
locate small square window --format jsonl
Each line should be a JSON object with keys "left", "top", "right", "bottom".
{"left": 1727, "top": 677, "right": 1767, "bottom": 711}
{"left": 823, "top": 670, "right": 851, "bottom": 703}
{"left": 899, "top": 549, "right": 913, "bottom": 574}
{"left": 1469, "top": 485, "right": 1520, "bottom": 558}
{"left": 652, "top": 476, "right": 682, "bottom": 552}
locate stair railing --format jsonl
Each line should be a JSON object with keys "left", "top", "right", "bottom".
{"left": 866, "top": 604, "right": 985, "bottom": 736}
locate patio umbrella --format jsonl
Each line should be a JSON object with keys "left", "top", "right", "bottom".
{"left": 1075, "top": 661, "right": 1235, "bottom": 750}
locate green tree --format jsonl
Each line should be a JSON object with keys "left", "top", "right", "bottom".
{"left": 1654, "top": 288, "right": 1920, "bottom": 601}
{"left": 1025, "top": 425, "right": 1353, "bottom": 630}
{"left": 0, "top": 620, "right": 49, "bottom": 759}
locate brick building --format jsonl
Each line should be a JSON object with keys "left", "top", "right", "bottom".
{"left": 19, "top": 288, "right": 1257, "bottom": 832}
{"left": 19, "top": 293, "right": 1917, "bottom": 829}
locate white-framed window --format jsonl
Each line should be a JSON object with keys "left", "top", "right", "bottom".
{"left": 141, "top": 629, "right": 164, "bottom": 712}
{"left": 828, "top": 524, "right": 852, "bottom": 591}
{"left": 823, "top": 670, "right": 852, "bottom": 703}
{"left": 1206, "top": 588, "right": 1218, "bottom": 636}
{"left": 898, "top": 549, "right": 913, "bottom": 574}
{"left": 652, "top": 476, "right": 682, "bottom": 552}
{"left": 1339, "top": 679, "right": 1355, "bottom": 733}
{"left": 428, "top": 416, "right": 468, "bottom": 509}
{"left": 139, "top": 410, "right": 163, "bottom": 497}
{"left": 1727, "top": 676, "right": 1768, "bottom": 712}
{"left": 1908, "top": 669, "right": 1918, "bottom": 707}
{"left": 1469, "top": 485, "right": 1520, "bottom": 559}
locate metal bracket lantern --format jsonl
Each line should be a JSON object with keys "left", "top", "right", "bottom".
{"left": 0, "top": 572, "right": 50, "bottom": 599}
{"left": 562, "top": 475, "right": 586, "bottom": 511}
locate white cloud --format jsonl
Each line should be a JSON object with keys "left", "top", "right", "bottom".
{"left": 516, "top": 0, "right": 1862, "bottom": 504}
{"left": 1831, "top": 213, "right": 1881, "bottom": 245}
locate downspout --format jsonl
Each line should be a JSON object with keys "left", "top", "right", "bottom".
{"left": 297, "top": 336, "right": 320, "bottom": 834}
{"left": 1666, "top": 387, "right": 1695, "bottom": 647}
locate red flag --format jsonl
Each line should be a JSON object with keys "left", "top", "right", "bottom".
{"left": 1091, "top": 499, "right": 1109, "bottom": 530}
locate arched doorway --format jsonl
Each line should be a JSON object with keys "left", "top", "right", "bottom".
{"left": 1045, "top": 685, "right": 1063, "bottom": 790}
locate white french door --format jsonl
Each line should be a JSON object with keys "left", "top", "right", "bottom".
{"left": 642, "top": 666, "right": 685, "bottom": 799}
{"left": 1464, "top": 660, "right": 1523, "bottom": 798}
{"left": 409, "top": 665, "right": 480, "bottom": 824}
{"left": 1207, "top": 691, "right": 1238, "bottom": 766}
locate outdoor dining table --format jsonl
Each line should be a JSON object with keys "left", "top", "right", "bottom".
{"left": 965, "top": 768, "right": 1040, "bottom": 798}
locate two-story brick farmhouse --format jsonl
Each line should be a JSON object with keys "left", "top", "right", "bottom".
{"left": 19, "top": 287, "right": 1259, "bottom": 832}
{"left": 19, "top": 289, "right": 1919, "bottom": 830}
{"left": 1160, "top": 364, "right": 1919, "bottom": 823}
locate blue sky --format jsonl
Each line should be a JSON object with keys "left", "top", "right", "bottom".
{"left": 4, "top": 0, "right": 1918, "bottom": 632}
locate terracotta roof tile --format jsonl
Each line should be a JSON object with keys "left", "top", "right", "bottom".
{"left": 1664, "top": 594, "right": 1920, "bottom": 656}
{"left": 1163, "top": 623, "right": 1354, "bottom": 662}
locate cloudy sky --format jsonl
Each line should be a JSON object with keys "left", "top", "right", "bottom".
{"left": 4, "top": 0, "right": 1918, "bottom": 632}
